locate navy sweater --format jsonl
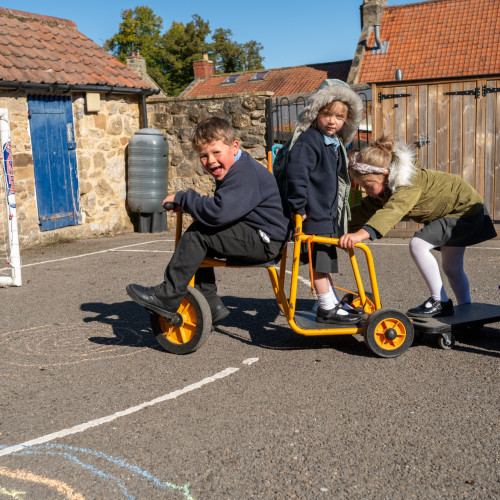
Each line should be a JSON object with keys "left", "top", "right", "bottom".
{"left": 174, "top": 150, "right": 289, "bottom": 241}
{"left": 286, "top": 126, "right": 343, "bottom": 234}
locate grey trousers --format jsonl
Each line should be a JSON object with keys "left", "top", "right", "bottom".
{"left": 155, "top": 221, "right": 283, "bottom": 311}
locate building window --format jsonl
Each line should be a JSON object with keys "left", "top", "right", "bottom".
{"left": 250, "top": 71, "right": 269, "bottom": 81}
{"left": 221, "top": 74, "right": 242, "bottom": 84}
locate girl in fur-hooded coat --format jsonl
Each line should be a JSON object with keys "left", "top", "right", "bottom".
{"left": 286, "top": 80, "right": 363, "bottom": 236}
{"left": 340, "top": 136, "right": 497, "bottom": 317}
{"left": 285, "top": 80, "right": 363, "bottom": 324}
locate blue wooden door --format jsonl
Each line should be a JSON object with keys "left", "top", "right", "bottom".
{"left": 28, "top": 95, "right": 81, "bottom": 231}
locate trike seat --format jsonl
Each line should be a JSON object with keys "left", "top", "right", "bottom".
{"left": 218, "top": 254, "right": 283, "bottom": 268}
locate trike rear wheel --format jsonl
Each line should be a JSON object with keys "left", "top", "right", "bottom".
{"left": 342, "top": 292, "right": 376, "bottom": 314}
{"left": 150, "top": 286, "right": 212, "bottom": 354}
{"left": 363, "top": 309, "right": 414, "bottom": 358}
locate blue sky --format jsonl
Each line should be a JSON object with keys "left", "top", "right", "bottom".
{"left": 3, "top": 0, "right": 423, "bottom": 69}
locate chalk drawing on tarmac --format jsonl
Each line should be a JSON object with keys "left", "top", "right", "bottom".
{"left": 0, "top": 444, "right": 194, "bottom": 499}
{"left": 0, "top": 321, "right": 154, "bottom": 368}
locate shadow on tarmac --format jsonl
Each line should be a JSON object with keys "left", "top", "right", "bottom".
{"left": 212, "top": 296, "right": 374, "bottom": 358}
{"left": 80, "top": 297, "right": 499, "bottom": 358}
{"left": 414, "top": 327, "right": 499, "bottom": 358}
{"left": 81, "top": 300, "right": 165, "bottom": 352}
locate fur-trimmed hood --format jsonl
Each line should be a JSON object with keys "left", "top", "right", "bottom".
{"left": 387, "top": 141, "right": 418, "bottom": 192}
{"left": 294, "top": 80, "right": 363, "bottom": 146}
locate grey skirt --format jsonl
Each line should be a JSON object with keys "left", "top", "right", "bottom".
{"left": 300, "top": 232, "right": 339, "bottom": 273}
{"left": 414, "top": 206, "right": 497, "bottom": 248}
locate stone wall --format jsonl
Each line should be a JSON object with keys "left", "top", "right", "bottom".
{"left": 73, "top": 94, "right": 140, "bottom": 237}
{"left": 146, "top": 92, "right": 272, "bottom": 228}
{"left": 0, "top": 91, "right": 141, "bottom": 253}
{"left": 0, "top": 90, "right": 273, "bottom": 256}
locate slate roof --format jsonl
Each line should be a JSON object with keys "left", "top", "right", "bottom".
{"left": 182, "top": 60, "right": 352, "bottom": 98}
{"left": 359, "top": 0, "right": 500, "bottom": 83}
{"left": 0, "top": 8, "right": 155, "bottom": 90}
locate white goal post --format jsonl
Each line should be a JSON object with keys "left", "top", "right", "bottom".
{"left": 0, "top": 108, "right": 21, "bottom": 287}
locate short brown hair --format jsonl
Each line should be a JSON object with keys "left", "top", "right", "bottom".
{"left": 191, "top": 117, "right": 236, "bottom": 149}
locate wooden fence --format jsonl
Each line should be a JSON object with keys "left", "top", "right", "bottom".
{"left": 374, "top": 78, "right": 499, "bottom": 232}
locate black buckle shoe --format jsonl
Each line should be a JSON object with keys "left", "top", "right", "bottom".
{"left": 316, "top": 303, "right": 363, "bottom": 325}
{"left": 407, "top": 297, "right": 454, "bottom": 318}
{"left": 341, "top": 301, "right": 365, "bottom": 315}
{"left": 211, "top": 303, "right": 230, "bottom": 325}
{"left": 126, "top": 284, "right": 177, "bottom": 319}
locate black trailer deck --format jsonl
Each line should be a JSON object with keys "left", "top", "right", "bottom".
{"left": 410, "top": 302, "right": 500, "bottom": 349}
{"left": 410, "top": 302, "right": 500, "bottom": 333}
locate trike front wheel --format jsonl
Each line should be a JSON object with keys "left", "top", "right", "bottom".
{"left": 150, "top": 286, "right": 212, "bottom": 354}
{"left": 363, "top": 309, "right": 414, "bottom": 358}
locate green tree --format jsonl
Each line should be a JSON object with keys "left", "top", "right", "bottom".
{"left": 104, "top": 6, "right": 170, "bottom": 90}
{"left": 104, "top": 6, "right": 163, "bottom": 62}
{"left": 104, "top": 7, "right": 265, "bottom": 96}
{"left": 162, "top": 15, "right": 210, "bottom": 95}
{"left": 241, "top": 40, "right": 265, "bottom": 71}
{"left": 210, "top": 28, "right": 244, "bottom": 73}
{"left": 210, "top": 29, "right": 264, "bottom": 74}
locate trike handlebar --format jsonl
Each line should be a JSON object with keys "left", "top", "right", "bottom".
{"left": 163, "top": 201, "right": 178, "bottom": 211}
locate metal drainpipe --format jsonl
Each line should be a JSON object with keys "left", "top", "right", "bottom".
{"left": 373, "top": 25, "right": 382, "bottom": 50}
{"left": 141, "top": 92, "right": 148, "bottom": 128}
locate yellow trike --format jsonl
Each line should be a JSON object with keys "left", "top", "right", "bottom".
{"left": 149, "top": 203, "right": 415, "bottom": 359}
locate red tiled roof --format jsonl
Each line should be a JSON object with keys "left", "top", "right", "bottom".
{"left": 0, "top": 8, "right": 155, "bottom": 90}
{"left": 359, "top": 0, "right": 500, "bottom": 83}
{"left": 183, "top": 60, "right": 352, "bottom": 97}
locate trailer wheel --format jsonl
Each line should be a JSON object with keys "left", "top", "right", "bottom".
{"left": 363, "top": 309, "right": 414, "bottom": 358}
{"left": 150, "top": 286, "right": 212, "bottom": 354}
{"left": 437, "top": 333, "right": 455, "bottom": 350}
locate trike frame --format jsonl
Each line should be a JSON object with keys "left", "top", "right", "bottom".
{"left": 150, "top": 206, "right": 414, "bottom": 358}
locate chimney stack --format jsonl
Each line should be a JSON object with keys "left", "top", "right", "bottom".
{"left": 361, "top": 0, "right": 386, "bottom": 29}
{"left": 347, "top": 0, "right": 387, "bottom": 85}
{"left": 193, "top": 52, "right": 214, "bottom": 80}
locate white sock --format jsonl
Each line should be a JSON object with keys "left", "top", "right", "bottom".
{"left": 318, "top": 291, "right": 335, "bottom": 310}
{"left": 330, "top": 286, "right": 355, "bottom": 311}
{"left": 318, "top": 290, "right": 348, "bottom": 315}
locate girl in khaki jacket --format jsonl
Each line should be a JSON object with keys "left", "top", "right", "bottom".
{"left": 339, "top": 136, "right": 497, "bottom": 318}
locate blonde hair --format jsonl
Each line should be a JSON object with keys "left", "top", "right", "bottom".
{"left": 191, "top": 117, "right": 236, "bottom": 149}
{"left": 350, "top": 135, "right": 395, "bottom": 181}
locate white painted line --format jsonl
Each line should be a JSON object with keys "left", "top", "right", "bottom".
{"left": 0, "top": 240, "right": 174, "bottom": 271}
{"left": 111, "top": 249, "right": 173, "bottom": 253}
{"left": 0, "top": 366, "right": 239, "bottom": 458}
{"left": 278, "top": 268, "right": 312, "bottom": 288}
{"left": 242, "top": 358, "right": 259, "bottom": 365}
{"left": 370, "top": 241, "right": 499, "bottom": 250}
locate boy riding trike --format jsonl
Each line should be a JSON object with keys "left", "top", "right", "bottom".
{"left": 148, "top": 203, "right": 415, "bottom": 359}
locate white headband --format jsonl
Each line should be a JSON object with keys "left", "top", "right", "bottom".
{"left": 349, "top": 162, "right": 389, "bottom": 175}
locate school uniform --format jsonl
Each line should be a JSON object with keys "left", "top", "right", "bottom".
{"left": 154, "top": 150, "right": 290, "bottom": 312}
{"left": 286, "top": 127, "right": 351, "bottom": 272}
{"left": 350, "top": 156, "right": 497, "bottom": 248}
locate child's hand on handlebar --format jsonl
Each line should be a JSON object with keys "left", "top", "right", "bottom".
{"left": 162, "top": 194, "right": 177, "bottom": 212}
{"left": 339, "top": 228, "right": 370, "bottom": 249}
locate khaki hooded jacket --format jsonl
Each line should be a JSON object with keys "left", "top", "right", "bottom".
{"left": 350, "top": 142, "right": 484, "bottom": 237}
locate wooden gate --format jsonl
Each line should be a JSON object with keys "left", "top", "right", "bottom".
{"left": 374, "top": 79, "right": 499, "bottom": 233}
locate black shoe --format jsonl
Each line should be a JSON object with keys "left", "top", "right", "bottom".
{"left": 200, "top": 294, "right": 230, "bottom": 325}
{"left": 316, "top": 303, "right": 362, "bottom": 325}
{"left": 211, "top": 303, "right": 230, "bottom": 325}
{"left": 340, "top": 301, "right": 365, "bottom": 315}
{"left": 407, "top": 297, "right": 454, "bottom": 318}
{"left": 126, "top": 284, "right": 177, "bottom": 319}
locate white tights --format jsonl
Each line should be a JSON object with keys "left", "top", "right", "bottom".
{"left": 409, "top": 237, "right": 471, "bottom": 305}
